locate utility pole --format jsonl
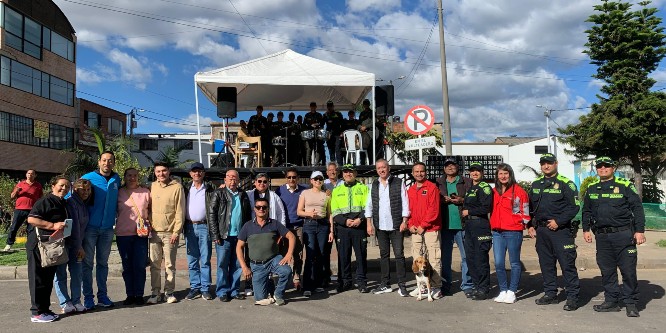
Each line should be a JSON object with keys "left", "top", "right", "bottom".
{"left": 129, "top": 107, "right": 143, "bottom": 139}
{"left": 438, "top": 0, "right": 453, "bottom": 155}
{"left": 536, "top": 105, "right": 553, "bottom": 154}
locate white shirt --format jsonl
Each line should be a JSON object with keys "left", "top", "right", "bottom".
{"left": 246, "top": 189, "right": 286, "bottom": 226}
{"left": 364, "top": 176, "right": 410, "bottom": 231}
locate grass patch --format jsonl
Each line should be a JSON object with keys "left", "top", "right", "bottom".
{"left": 0, "top": 237, "right": 27, "bottom": 266}
{"left": 657, "top": 239, "right": 666, "bottom": 248}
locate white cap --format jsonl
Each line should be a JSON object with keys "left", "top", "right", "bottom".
{"left": 310, "top": 171, "right": 324, "bottom": 179}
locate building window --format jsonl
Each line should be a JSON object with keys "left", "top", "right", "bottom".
{"left": 0, "top": 112, "right": 9, "bottom": 141}
{"left": 84, "top": 111, "right": 101, "bottom": 129}
{"left": 49, "top": 123, "right": 73, "bottom": 150}
{"left": 0, "top": 56, "right": 74, "bottom": 106}
{"left": 174, "top": 139, "right": 193, "bottom": 150}
{"left": 0, "top": 111, "right": 73, "bottom": 149}
{"left": 50, "top": 31, "right": 74, "bottom": 62}
{"left": 534, "top": 145, "right": 548, "bottom": 154}
{"left": 139, "top": 139, "right": 158, "bottom": 151}
{"left": 108, "top": 118, "right": 123, "bottom": 135}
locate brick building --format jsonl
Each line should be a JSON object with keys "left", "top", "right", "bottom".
{"left": 77, "top": 98, "right": 126, "bottom": 152}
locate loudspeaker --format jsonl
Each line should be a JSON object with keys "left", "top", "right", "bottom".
{"left": 217, "top": 87, "right": 237, "bottom": 118}
{"left": 375, "top": 85, "right": 394, "bottom": 116}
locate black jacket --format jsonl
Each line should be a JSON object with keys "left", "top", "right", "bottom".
{"left": 582, "top": 177, "right": 645, "bottom": 232}
{"left": 529, "top": 173, "right": 579, "bottom": 227}
{"left": 207, "top": 187, "right": 252, "bottom": 242}
{"left": 183, "top": 180, "right": 216, "bottom": 221}
{"left": 436, "top": 175, "right": 472, "bottom": 229}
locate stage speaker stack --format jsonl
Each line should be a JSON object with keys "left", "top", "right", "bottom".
{"left": 217, "top": 87, "right": 237, "bottom": 118}
{"left": 375, "top": 85, "right": 394, "bottom": 116}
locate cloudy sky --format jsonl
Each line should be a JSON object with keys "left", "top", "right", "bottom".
{"left": 55, "top": 0, "right": 666, "bottom": 142}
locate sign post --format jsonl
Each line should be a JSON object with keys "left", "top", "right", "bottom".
{"left": 404, "top": 105, "right": 435, "bottom": 162}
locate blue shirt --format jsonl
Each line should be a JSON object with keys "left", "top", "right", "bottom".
{"left": 228, "top": 188, "right": 242, "bottom": 236}
{"left": 275, "top": 184, "right": 306, "bottom": 227}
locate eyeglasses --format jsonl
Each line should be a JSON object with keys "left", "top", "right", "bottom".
{"left": 256, "top": 179, "right": 268, "bottom": 184}
{"left": 286, "top": 176, "right": 298, "bottom": 179}
{"left": 254, "top": 206, "right": 268, "bottom": 211}
{"left": 313, "top": 177, "right": 324, "bottom": 181}
{"left": 596, "top": 163, "right": 613, "bottom": 169}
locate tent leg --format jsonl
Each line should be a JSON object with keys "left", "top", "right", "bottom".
{"left": 194, "top": 78, "right": 202, "bottom": 163}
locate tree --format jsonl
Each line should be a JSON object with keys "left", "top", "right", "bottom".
{"left": 560, "top": 0, "right": 666, "bottom": 196}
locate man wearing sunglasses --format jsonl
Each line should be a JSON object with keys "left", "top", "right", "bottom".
{"left": 582, "top": 157, "right": 646, "bottom": 318}
{"left": 237, "top": 197, "right": 295, "bottom": 306}
{"left": 330, "top": 164, "right": 370, "bottom": 293}
{"left": 528, "top": 153, "right": 581, "bottom": 311}
{"left": 208, "top": 169, "right": 252, "bottom": 302}
{"left": 247, "top": 173, "right": 286, "bottom": 226}
{"left": 275, "top": 168, "right": 307, "bottom": 290}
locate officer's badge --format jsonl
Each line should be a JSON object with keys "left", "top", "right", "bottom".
{"left": 613, "top": 187, "right": 619, "bottom": 194}
{"left": 568, "top": 183, "right": 576, "bottom": 191}
{"left": 483, "top": 187, "right": 491, "bottom": 195}
{"left": 553, "top": 183, "right": 559, "bottom": 190}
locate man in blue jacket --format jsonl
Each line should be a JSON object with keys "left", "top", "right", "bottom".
{"left": 81, "top": 151, "right": 121, "bottom": 309}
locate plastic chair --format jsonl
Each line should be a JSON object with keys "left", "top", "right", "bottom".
{"left": 343, "top": 130, "right": 368, "bottom": 165}
{"left": 235, "top": 136, "right": 262, "bottom": 168}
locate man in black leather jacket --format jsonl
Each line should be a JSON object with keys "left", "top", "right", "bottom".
{"left": 207, "top": 169, "right": 251, "bottom": 302}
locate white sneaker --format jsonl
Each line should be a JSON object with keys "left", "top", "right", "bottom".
{"left": 73, "top": 303, "right": 86, "bottom": 312}
{"left": 245, "top": 288, "right": 254, "bottom": 296}
{"left": 254, "top": 297, "right": 275, "bottom": 306}
{"left": 61, "top": 302, "right": 76, "bottom": 314}
{"left": 3, "top": 244, "right": 11, "bottom": 251}
{"left": 146, "top": 294, "right": 161, "bottom": 304}
{"left": 494, "top": 291, "right": 507, "bottom": 303}
{"left": 431, "top": 288, "right": 443, "bottom": 300}
{"left": 165, "top": 293, "right": 177, "bottom": 304}
{"left": 502, "top": 290, "right": 516, "bottom": 304}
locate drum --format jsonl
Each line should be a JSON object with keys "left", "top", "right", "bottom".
{"left": 272, "top": 136, "right": 286, "bottom": 146}
{"left": 300, "top": 130, "right": 315, "bottom": 140}
{"left": 316, "top": 129, "right": 330, "bottom": 141}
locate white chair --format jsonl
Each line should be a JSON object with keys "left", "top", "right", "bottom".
{"left": 343, "top": 130, "right": 369, "bottom": 165}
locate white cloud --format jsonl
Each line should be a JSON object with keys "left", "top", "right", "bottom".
{"left": 76, "top": 68, "right": 104, "bottom": 85}
{"left": 347, "top": 0, "right": 401, "bottom": 13}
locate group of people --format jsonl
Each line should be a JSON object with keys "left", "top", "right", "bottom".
{"left": 240, "top": 99, "right": 385, "bottom": 167}
{"left": 8, "top": 151, "right": 646, "bottom": 323}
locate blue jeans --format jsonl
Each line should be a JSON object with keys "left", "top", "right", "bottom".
{"left": 82, "top": 227, "right": 114, "bottom": 300}
{"left": 250, "top": 255, "right": 291, "bottom": 301}
{"left": 302, "top": 220, "right": 329, "bottom": 291}
{"left": 215, "top": 237, "right": 241, "bottom": 298}
{"left": 185, "top": 223, "right": 212, "bottom": 292}
{"left": 116, "top": 235, "right": 148, "bottom": 297}
{"left": 441, "top": 229, "right": 473, "bottom": 292}
{"left": 54, "top": 247, "right": 82, "bottom": 307}
{"left": 492, "top": 230, "right": 523, "bottom": 292}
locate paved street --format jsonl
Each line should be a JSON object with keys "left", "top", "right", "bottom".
{"left": 1, "top": 267, "right": 665, "bottom": 333}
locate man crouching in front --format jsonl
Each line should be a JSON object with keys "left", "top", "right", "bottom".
{"left": 237, "top": 197, "right": 295, "bottom": 306}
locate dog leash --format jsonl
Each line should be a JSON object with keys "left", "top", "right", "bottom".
{"left": 418, "top": 234, "right": 429, "bottom": 260}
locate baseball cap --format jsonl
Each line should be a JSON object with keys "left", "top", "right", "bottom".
{"left": 467, "top": 162, "right": 483, "bottom": 172}
{"left": 189, "top": 162, "right": 205, "bottom": 171}
{"left": 539, "top": 153, "right": 557, "bottom": 163}
{"left": 341, "top": 164, "right": 356, "bottom": 171}
{"left": 594, "top": 156, "right": 616, "bottom": 167}
{"left": 443, "top": 157, "right": 458, "bottom": 166}
{"left": 310, "top": 171, "right": 324, "bottom": 179}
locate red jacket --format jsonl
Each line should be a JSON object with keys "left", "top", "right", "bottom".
{"left": 407, "top": 180, "right": 441, "bottom": 232}
{"left": 490, "top": 184, "right": 530, "bottom": 231}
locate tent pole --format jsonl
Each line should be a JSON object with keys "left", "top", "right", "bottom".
{"left": 372, "top": 85, "right": 375, "bottom": 165}
{"left": 194, "top": 78, "right": 203, "bottom": 163}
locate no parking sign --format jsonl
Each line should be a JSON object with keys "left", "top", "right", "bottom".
{"left": 404, "top": 105, "right": 435, "bottom": 136}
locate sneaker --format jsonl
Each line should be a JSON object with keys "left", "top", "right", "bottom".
{"left": 371, "top": 285, "right": 393, "bottom": 294}
{"left": 409, "top": 286, "right": 427, "bottom": 297}
{"left": 398, "top": 285, "right": 408, "bottom": 297}
{"left": 83, "top": 297, "right": 96, "bottom": 310}
{"left": 563, "top": 298, "right": 578, "bottom": 311}
{"left": 3, "top": 244, "right": 11, "bottom": 251}
{"left": 73, "top": 303, "right": 86, "bottom": 312}
{"left": 245, "top": 288, "right": 254, "bottom": 296}
{"left": 431, "top": 288, "right": 443, "bottom": 300}
{"left": 97, "top": 295, "right": 114, "bottom": 308}
{"left": 494, "top": 291, "right": 507, "bottom": 303}
{"left": 274, "top": 297, "right": 285, "bottom": 306}
{"left": 166, "top": 293, "right": 178, "bottom": 304}
{"left": 31, "top": 313, "right": 58, "bottom": 323}
{"left": 593, "top": 301, "right": 621, "bottom": 312}
{"left": 185, "top": 289, "right": 202, "bottom": 300}
{"left": 626, "top": 304, "right": 640, "bottom": 317}
{"left": 122, "top": 297, "right": 135, "bottom": 306}
{"left": 146, "top": 294, "right": 161, "bottom": 304}
{"left": 303, "top": 291, "right": 312, "bottom": 297}
{"left": 314, "top": 287, "right": 326, "bottom": 293}
{"left": 61, "top": 302, "right": 76, "bottom": 314}
{"left": 201, "top": 292, "right": 214, "bottom": 300}
{"left": 255, "top": 297, "right": 275, "bottom": 306}
{"left": 503, "top": 291, "right": 516, "bottom": 304}
{"left": 535, "top": 294, "right": 558, "bottom": 305}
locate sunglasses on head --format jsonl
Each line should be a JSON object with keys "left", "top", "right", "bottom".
{"left": 256, "top": 179, "right": 268, "bottom": 184}
{"left": 254, "top": 205, "right": 268, "bottom": 211}
{"left": 313, "top": 177, "right": 324, "bottom": 181}
{"left": 596, "top": 163, "right": 613, "bottom": 169}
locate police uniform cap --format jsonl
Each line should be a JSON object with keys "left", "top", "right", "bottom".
{"left": 468, "top": 162, "right": 483, "bottom": 172}
{"left": 594, "top": 156, "right": 616, "bottom": 167}
{"left": 539, "top": 153, "right": 557, "bottom": 163}
{"left": 341, "top": 164, "right": 356, "bottom": 171}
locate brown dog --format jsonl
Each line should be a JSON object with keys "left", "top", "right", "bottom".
{"left": 412, "top": 256, "right": 433, "bottom": 301}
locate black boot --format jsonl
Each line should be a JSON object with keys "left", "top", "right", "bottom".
{"left": 593, "top": 301, "right": 621, "bottom": 312}
{"left": 563, "top": 298, "right": 578, "bottom": 311}
{"left": 625, "top": 304, "right": 640, "bottom": 317}
{"left": 535, "top": 294, "right": 558, "bottom": 305}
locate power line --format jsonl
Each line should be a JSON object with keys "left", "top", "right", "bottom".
{"left": 227, "top": 0, "right": 268, "bottom": 54}
{"left": 397, "top": 12, "right": 438, "bottom": 94}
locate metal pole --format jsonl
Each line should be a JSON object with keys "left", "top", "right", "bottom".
{"left": 438, "top": 0, "right": 453, "bottom": 155}
{"left": 129, "top": 109, "right": 134, "bottom": 139}
{"left": 372, "top": 85, "right": 376, "bottom": 164}
{"left": 545, "top": 110, "right": 551, "bottom": 154}
{"left": 193, "top": 78, "right": 203, "bottom": 163}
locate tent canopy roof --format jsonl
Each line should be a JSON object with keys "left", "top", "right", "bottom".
{"left": 194, "top": 49, "right": 375, "bottom": 111}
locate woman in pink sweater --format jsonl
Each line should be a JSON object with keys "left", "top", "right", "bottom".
{"left": 116, "top": 168, "right": 151, "bottom": 306}
{"left": 490, "top": 163, "right": 530, "bottom": 304}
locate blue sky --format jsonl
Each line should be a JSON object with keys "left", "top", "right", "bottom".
{"left": 55, "top": 0, "right": 666, "bottom": 142}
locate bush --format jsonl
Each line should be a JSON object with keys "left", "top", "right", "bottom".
{"left": 0, "top": 174, "right": 18, "bottom": 233}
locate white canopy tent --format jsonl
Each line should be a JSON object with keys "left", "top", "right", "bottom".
{"left": 192, "top": 49, "right": 377, "bottom": 163}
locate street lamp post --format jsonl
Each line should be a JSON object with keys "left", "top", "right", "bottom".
{"left": 536, "top": 105, "right": 553, "bottom": 154}
{"left": 129, "top": 107, "right": 144, "bottom": 139}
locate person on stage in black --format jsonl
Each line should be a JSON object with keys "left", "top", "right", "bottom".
{"left": 271, "top": 112, "right": 288, "bottom": 166}
{"left": 303, "top": 102, "right": 324, "bottom": 166}
{"left": 357, "top": 99, "right": 382, "bottom": 163}
{"left": 285, "top": 113, "right": 301, "bottom": 166}
{"left": 323, "top": 101, "right": 344, "bottom": 165}
{"left": 297, "top": 115, "right": 307, "bottom": 166}
{"left": 264, "top": 113, "right": 275, "bottom": 166}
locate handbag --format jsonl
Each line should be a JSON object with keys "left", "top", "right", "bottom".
{"left": 36, "top": 228, "right": 69, "bottom": 268}
{"left": 129, "top": 191, "right": 151, "bottom": 237}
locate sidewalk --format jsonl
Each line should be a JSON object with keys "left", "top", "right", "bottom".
{"left": 1, "top": 230, "right": 665, "bottom": 280}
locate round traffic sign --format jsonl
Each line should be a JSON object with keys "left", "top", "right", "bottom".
{"left": 404, "top": 105, "right": 435, "bottom": 136}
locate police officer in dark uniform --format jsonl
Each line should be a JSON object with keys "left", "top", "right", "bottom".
{"left": 286, "top": 113, "right": 301, "bottom": 166}
{"left": 323, "top": 101, "right": 344, "bottom": 165}
{"left": 528, "top": 153, "right": 580, "bottom": 311}
{"left": 303, "top": 102, "right": 324, "bottom": 166}
{"left": 247, "top": 105, "right": 270, "bottom": 165}
{"left": 462, "top": 162, "right": 493, "bottom": 300}
{"left": 582, "top": 156, "right": 646, "bottom": 317}
{"left": 271, "top": 111, "right": 287, "bottom": 166}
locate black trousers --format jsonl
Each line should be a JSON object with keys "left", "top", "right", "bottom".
{"left": 464, "top": 218, "right": 491, "bottom": 293}
{"left": 376, "top": 229, "right": 406, "bottom": 287}
{"left": 335, "top": 226, "right": 367, "bottom": 287}
{"left": 535, "top": 226, "right": 580, "bottom": 300}
{"left": 304, "top": 139, "right": 325, "bottom": 166}
{"left": 7, "top": 209, "right": 30, "bottom": 245}
{"left": 27, "top": 241, "right": 57, "bottom": 315}
{"left": 595, "top": 229, "right": 638, "bottom": 305}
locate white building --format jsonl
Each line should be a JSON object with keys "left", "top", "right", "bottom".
{"left": 131, "top": 133, "right": 213, "bottom": 168}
